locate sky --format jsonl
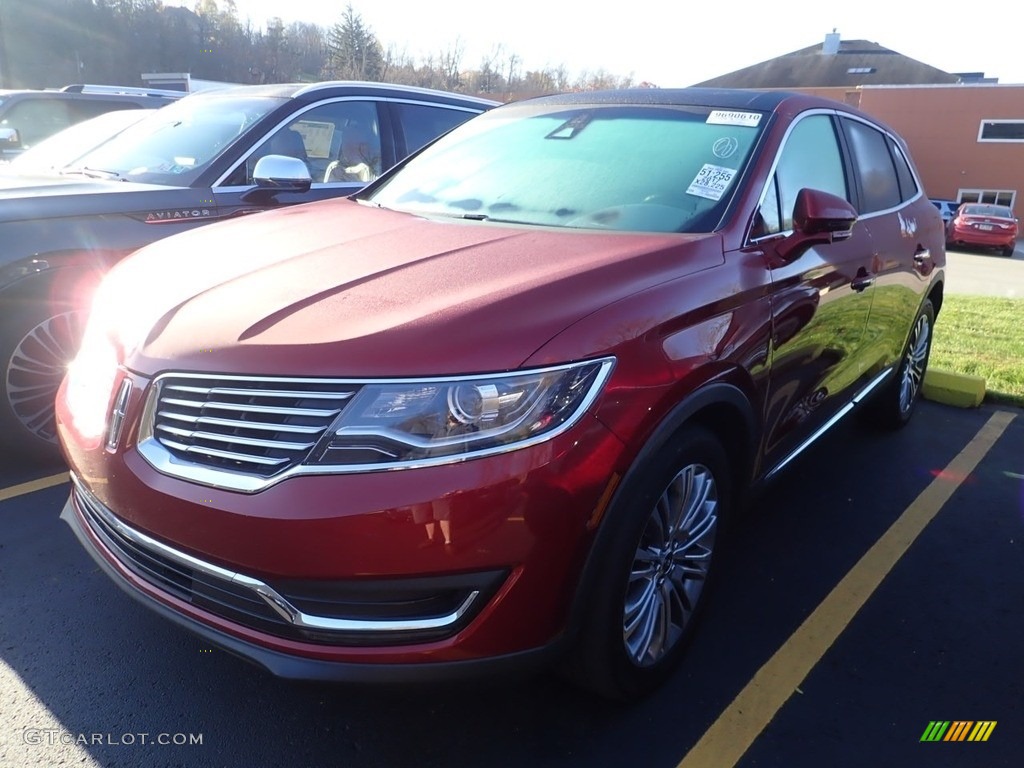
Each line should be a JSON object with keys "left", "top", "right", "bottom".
{"left": 172, "top": 0, "right": 1024, "bottom": 86}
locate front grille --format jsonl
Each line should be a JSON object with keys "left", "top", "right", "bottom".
{"left": 72, "top": 481, "right": 499, "bottom": 645}
{"left": 147, "top": 374, "right": 358, "bottom": 477}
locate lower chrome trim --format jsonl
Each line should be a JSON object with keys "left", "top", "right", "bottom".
{"left": 765, "top": 366, "right": 893, "bottom": 481}
{"left": 70, "top": 476, "right": 479, "bottom": 635}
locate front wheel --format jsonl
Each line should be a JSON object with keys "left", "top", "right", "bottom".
{"left": 564, "top": 427, "right": 732, "bottom": 700}
{"left": 1, "top": 288, "right": 90, "bottom": 458}
{"left": 866, "top": 298, "right": 934, "bottom": 429}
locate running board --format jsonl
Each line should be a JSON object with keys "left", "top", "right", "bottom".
{"left": 765, "top": 367, "right": 894, "bottom": 481}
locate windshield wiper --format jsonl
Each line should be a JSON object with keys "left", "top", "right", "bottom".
{"left": 60, "top": 166, "right": 123, "bottom": 180}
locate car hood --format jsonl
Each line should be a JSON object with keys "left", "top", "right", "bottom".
{"left": 111, "top": 198, "right": 724, "bottom": 377}
{"left": 0, "top": 174, "right": 192, "bottom": 222}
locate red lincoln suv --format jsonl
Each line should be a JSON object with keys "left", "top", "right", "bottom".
{"left": 57, "top": 89, "right": 945, "bottom": 700}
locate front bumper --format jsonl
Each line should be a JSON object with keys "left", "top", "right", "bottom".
{"left": 58, "top": 379, "right": 629, "bottom": 676}
{"left": 61, "top": 489, "right": 565, "bottom": 682}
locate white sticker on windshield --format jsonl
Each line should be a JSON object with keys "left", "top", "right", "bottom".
{"left": 686, "top": 164, "right": 736, "bottom": 201}
{"left": 707, "top": 110, "right": 762, "bottom": 127}
{"left": 712, "top": 137, "right": 739, "bottom": 159}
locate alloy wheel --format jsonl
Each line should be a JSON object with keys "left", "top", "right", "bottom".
{"left": 898, "top": 312, "right": 931, "bottom": 415}
{"left": 623, "top": 463, "right": 718, "bottom": 667}
{"left": 5, "top": 311, "right": 86, "bottom": 443}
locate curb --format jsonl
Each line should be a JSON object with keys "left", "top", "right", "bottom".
{"left": 922, "top": 368, "right": 986, "bottom": 408}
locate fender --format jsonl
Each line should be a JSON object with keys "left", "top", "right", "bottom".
{"left": 561, "top": 380, "right": 758, "bottom": 648}
{"left": 0, "top": 249, "right": 125, "bottom": 297}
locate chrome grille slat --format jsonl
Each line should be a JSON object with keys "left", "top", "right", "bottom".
{"left": 156, "top": 423, "right": 316, "bottom": 451}
{"left": 170, "top": 441, "right": 292, "bottom": 467}
{"left": 157, "top": 411, "right": 324, "bottom": 434}
{"left": 166, "top": 384, "right": 354, "bottom": 400}
{"left": 161, "top": 397, "right": 341, "bottom": 418}
{"left": 148, "top": 374, "right": 358, "bottom": 477}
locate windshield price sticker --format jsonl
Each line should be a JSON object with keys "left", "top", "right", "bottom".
{"left": 707, "top": 110, "right": 762, "bottom": 127}
{"left": 686, "top": 164, "right": 737, "bottom": 201}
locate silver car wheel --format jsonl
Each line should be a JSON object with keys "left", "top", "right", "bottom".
{"left": 623, "top": 463, "right": 718, "bottom": 667}
{"left": 898, "top": 312, "right": 931, "bottom": 415}
{"left": 5, "top": 311, "right": 85, "bottom": 443}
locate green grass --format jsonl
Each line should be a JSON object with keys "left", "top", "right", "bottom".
{"left": 931, "top": 295, "right": 1024, "bottom": 407}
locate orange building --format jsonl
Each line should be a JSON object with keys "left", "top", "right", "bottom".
{"left": 695, "top": 34, "right": 1024, "bottom": 212}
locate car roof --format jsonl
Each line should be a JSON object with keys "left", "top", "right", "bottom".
{"left": 181, "top": 81, "right": 500, "bottom": 108}
{"left": 516, "top": 88, "right": 821, "bottom": 112}
{"left": 0, "top": 87, "right": 176, "bottom": 102}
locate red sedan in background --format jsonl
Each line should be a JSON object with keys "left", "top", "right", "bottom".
{"left": 946, "top": 203, "right": 1018, "bottom": 256}
{"left": 57, "top": 89, "right": 945, "bottom": 700}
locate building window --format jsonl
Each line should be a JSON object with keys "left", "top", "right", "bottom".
{"left": 846, "top": 67, "right": 876, "bottom": 75}
{"left": 957, "top": 189, "right": 1016, "bottom": 208}
{"left": 977, "top": 120, "right": 1024, "bottom": 142}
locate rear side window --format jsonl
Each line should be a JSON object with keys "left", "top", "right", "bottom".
{"left": 842, "top": 118, "right": 901, "bottom": 213}
{"left": 392, "top": 103, "right": 480, "bottom": 155}
{"left": 886, "top": 136, "right": 918, "bottom": 202}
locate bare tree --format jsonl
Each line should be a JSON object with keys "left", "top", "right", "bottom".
{"left": 437, "top": 38, "right": 464, "bottom": 91}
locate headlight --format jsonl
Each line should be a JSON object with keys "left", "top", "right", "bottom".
{"left": 309, "top": 358, "right": 614, "bottom": 466}
{"left": 64, "top": 326, "right": 120, "bottom": 440}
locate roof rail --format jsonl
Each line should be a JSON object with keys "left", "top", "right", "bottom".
{"left": 60, "top": 84, "right": 184, "bottom": 98}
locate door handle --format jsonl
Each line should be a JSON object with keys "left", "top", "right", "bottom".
{"left": 851, "top": 273, "right": 875, "bottom": 292}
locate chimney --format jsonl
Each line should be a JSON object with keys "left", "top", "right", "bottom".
{"left": 823, "top": 29, "right": 840, "bottom": 55}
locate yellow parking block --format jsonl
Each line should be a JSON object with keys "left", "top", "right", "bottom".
{"left": 922, "top": 368, "right": 986, "bottom": 408}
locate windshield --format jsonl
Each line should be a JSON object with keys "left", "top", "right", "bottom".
{"left": 962, "top": 204, "right": 1014, "bottom": 218}
{"left": 364, "top": 102, "right": 765, "bottom": 233}
{"left": 68, "top": 94, "right": 285, "bottom": 185}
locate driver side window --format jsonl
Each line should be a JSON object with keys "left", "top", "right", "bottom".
{"left": 222, "top": 100, "right": 381, "bottom": 187}
{"left": 755, "top": 115, "right": 849, "bottom": 236}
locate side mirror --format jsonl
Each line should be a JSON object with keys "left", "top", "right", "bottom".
{"left": 776, "top": 188, "right": 858, "bottom": 263}
{"left": 252, "top": 154, "right": 312, "bottom": 193}
{"left": 0, "top": 127, "right": 21, "bottom": 148}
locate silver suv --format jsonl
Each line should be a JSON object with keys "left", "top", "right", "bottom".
{"left": 0, "top": 84, "right": 180, "bottom": 160}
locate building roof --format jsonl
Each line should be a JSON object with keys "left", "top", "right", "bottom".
{"left": 692, "top": 37, "right": 960, "bottom": 89}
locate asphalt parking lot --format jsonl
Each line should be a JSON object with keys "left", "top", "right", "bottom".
{"left": 945, "top": 243, "right": 1024, "bottom": 297}
{"left": 1, "top": 398, "right": 1020, "bottom": 768}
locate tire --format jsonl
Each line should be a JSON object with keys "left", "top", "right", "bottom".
{"left": 0, "top": 275, "right": 92, "bottom": 458}
{"left": 563, "top": 427, "right": 732, "bottom": 700}
{"left": 866, "top": 298, "right": 934, "bottom": 430}
{"left": 1002, "top": 245, "right": 1015, "bottom": 258}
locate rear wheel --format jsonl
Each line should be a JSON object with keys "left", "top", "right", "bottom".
{"left": 1002, "top": 245, "right": 1016, "bottom": 257}
{"left": 866, "top": 298, "right": 934, "bottom": 430}
{"left": 564, "top": 427, "right": 731, "bottom": 700}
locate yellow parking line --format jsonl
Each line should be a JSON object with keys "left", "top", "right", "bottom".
{"left": 0, "top": 472, "right": 70, "bottom": 503}
{"left": 678, "top": 409, "right": 1016, "bottom": 768}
